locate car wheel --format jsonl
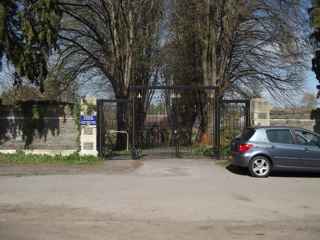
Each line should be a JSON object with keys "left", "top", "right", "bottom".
{"left": 249, "top": 156, "right": 271, "bottom": 178}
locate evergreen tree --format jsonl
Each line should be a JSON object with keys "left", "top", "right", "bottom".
{"left": 0, "top": 0, "right": 62, "bottom": 92}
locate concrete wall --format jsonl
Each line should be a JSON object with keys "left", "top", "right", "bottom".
{"left": 0, "top": 101, "right": 79, "bottom": 155}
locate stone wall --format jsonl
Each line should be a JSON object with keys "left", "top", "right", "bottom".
{"left": 250, "top": 97, "right": 318, "bottom": 133}
{"left": 0, "top": 101, "right": 79, "bottom": 155}
{"left": 80, "top": 97, "right": 98, "bottom": 156}
{"left": 270, "top": 109, "right": 316, "bottom": 132}
{"left": 250, "top": 98, "right": 272, "bottom": 126}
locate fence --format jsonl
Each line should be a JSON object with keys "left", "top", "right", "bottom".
{"left": 1, "top": 97, "right": 318, "bottom": 158}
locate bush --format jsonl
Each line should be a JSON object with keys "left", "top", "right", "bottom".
{"left": 192, "top": 145, "right": 213, "bottom": 157}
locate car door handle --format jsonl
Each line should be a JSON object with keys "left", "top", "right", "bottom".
{"left": 304, "top": 147, "right": 309, "bottom": 152}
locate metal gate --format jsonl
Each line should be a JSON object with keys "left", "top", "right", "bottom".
{"left": 217, "top": 99, "right": 251, "bottom": 158}
{"left": 130, "top": 85, "right": 216, "bottom": 158}
{"left": 97, "top": 87, "right": 251, "bottom": 160}
{"left": 97, "top": 99, "right": 131, "bottom": 159}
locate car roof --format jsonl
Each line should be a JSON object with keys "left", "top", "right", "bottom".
{"left": 254, "top": 126, "right": 294, "bottom": 129}
{"left": 252, "top": 126, "right": 315, "bottom": 132}
{"left": 249, "top": 126, "right": 320, "bottom": 138}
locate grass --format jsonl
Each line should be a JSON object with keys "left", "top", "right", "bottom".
{"left": 110, "top": 150, "right": 131, "bottom": 156}
{"left": 0, "top": 152, "right": 103, "bottom": 165}
{"left": 191, "top": 145, "right": 214, "bottom": 157}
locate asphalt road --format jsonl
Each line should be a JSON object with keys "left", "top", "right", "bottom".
{"left": 0, "top": 158, "right": 320, "bottom": 239}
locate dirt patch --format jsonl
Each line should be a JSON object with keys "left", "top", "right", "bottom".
{"left": 0, "top": 160, "right": 142, "bottom": 177}
{"left": 1, "top": 204, "right": 320, "bottom": 240}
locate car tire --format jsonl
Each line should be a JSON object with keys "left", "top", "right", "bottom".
{"left": 249, "top": 156, "right": 272, "bottom": 178}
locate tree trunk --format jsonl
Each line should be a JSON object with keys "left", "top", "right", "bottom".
{"left": 197, "top": 91, "right": 210, "bottom": 145}
{"left": 115, "top": 100, "right": 129, "bottom": 151}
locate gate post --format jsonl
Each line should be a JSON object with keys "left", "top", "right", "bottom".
{"left": 213, "top": 88, "right": 221, "bottom": 159}
{"left": 79, "top": 97, "right": 98, "bottom": 156}
{"left": 245, "top": 100, "right": 251, "bottom": 128}
{"left": 250, "top": 97, "right": 272, "bottom": 127}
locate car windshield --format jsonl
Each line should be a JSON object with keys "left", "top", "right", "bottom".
{"left": 295, "top": 130, "right": 320, "bottom": 147}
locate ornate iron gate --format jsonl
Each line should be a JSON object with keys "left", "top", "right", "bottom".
{"left": 97, "top": 99, "right": 131, "bottom": 159}
{"left": 130, "top": 85, "right": 216, "bottom": 158}
{"left": 97, "top": 87, "right": 251, "bottom": 160}
{"left": 217, "top": 99, "right": 251, "bottom": 158}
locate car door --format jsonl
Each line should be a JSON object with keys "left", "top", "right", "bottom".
{"left": 294, "top": 130, "right": 320, "bottom": 168}
{"left": 266, "top": 128, "right": 305, "bottom": 168}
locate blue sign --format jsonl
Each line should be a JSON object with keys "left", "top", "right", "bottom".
{"left": 80, "top": 115, "right": 97, "bottom": 126}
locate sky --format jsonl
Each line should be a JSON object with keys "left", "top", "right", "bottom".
{"left": 305, "top": 71, "right": 318, "bottom": 92}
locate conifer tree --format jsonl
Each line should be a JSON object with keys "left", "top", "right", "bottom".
{"left": 0, "top": 0, "right": 62, "bottom": 92}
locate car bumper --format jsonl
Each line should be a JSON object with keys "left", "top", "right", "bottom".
{"left": 231, "top": 152, "right": 251, "bottom": 167}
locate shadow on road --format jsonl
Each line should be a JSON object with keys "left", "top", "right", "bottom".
{"left": 270, "top": 171, "right": 320, "bottom": 178}
{"left": 226, "top": 165, "right": 320, "bottom": 178}
{"left": 226, "top": 165, "right": 250, "bottom": 176}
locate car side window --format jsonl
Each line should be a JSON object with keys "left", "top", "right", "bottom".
{"left": 266, "top": 129, "right": 293, "bottom": 144}
{"left": 295, "top": 130, "right": 320, "bottom": 148}
{"left": 295, "top": 133, "right": 308, "bottom": 145}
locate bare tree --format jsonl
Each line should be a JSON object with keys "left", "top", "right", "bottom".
{"left": 57, "top": 0, "right": 163, "bottom": 149}
{"left": 163, "top": 0, "right": 308, "bottom": 143}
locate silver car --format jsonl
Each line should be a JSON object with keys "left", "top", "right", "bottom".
{"left": 231, "top": 127, "right": 320, "bottom": 177}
